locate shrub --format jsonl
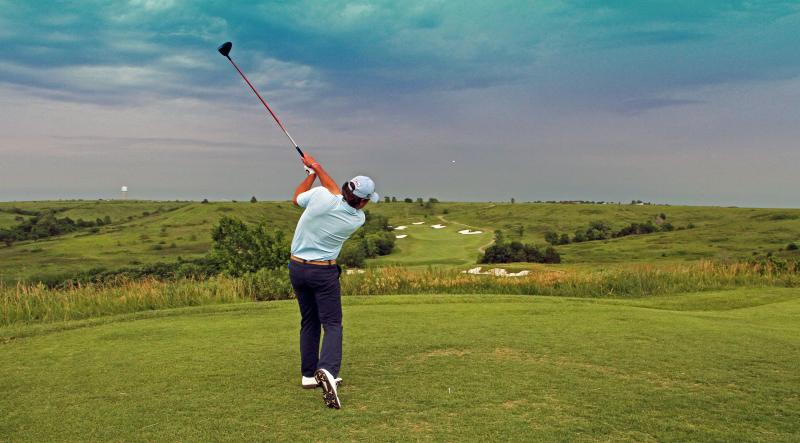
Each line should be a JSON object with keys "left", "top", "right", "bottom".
{"left": 210, "top": 216, "right": 290, "bottom": 276}
{"left": 339, "top": 241, "right": 366, "bottom": 267}
{"left": 479, "top": 239, "right": 560, "bottom": 264}
{"left": 788, "top": 243, "right": 799, "bottom": 251}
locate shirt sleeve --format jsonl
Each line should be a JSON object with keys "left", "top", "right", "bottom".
{"left": 296, "top": 186, "right": 329, "bottom": 208}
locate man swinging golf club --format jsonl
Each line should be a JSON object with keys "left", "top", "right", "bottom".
{"left": 290, "top": 153, "right": 378, "bottom": 409}
{"left": 217, "top": 41, "right": 377, "bottom": 409}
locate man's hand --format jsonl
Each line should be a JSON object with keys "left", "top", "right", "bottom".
{"left": 302, "top": 154, "right": 320, "bottom": 170}
{"left": 300, "top": 152, "right": 340, "bottom": 195}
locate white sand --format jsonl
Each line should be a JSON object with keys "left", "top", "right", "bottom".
{"left": 458, "top": 229, "right": 483, "bottom": 235}
{"left": 395, "top": 234, "right": 408, "bottom": 239}
{"left": 412, "top": 222, "right": 425, "bottom": 225}
{"left": 431, "top": 224, "right": 446, "bottom": 229}
{"left": 393, "top": 225, "right": 407, "bottom": 230}
{"left": 462, "top": 267, "right": 530, "bottom": 277}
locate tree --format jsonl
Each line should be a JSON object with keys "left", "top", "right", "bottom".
{"left": 103, "top": 215, "right": 112, "bottom": 225}
{"left": 339, "top": 242, "right": 366, "bottom": 267}
{"left": 201, "top": 198, "right": 209, "bottom": 204}
{"left": 428, "top": 198, "right": 439, "bottom": 203}
{"left": 544, "top": 231, "right": 559, "bottom": 245}
{"left": 494, "top": 230, "right": 505, "bottom": 245}
{"left": 416, "top": 197, "right": 424, "bottom": 206}
{"left": 404, "top": 198, "right": 413, "bottom": 203}
{"left": 510, "top": 198, "right": 515, "bottom": 204}
{"left": 391, "top": 196, "right": 397, "bottom": 203}
{"left": 210, "top": 216, "right": 289, "bottom": 276}
{"left": 250, "top": 196, "right": 258, "bottom": 203}
{"left": 543, "top": 247, "right": 561, "bottom": 264}
{"left": 384, "top": 196, "right": 391, "bottom": 203}
{"left": 558, "top": 233, "right": 571, "bottom": 245}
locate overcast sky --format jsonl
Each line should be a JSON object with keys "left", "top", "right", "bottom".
{"left": 1, "top": 1, "right": 799, "bottom": 207}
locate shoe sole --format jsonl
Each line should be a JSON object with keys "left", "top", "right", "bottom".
{"left": 314, "top": 369, "right": 341, "bottom": 409}
{"left": 302, "top": 380, "right": 341, "bottom": 390}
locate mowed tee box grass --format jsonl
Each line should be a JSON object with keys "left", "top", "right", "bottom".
{"left": 1, "top": 200, "right": 799, "bottom": 282}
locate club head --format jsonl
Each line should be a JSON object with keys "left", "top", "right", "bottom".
{"left": 217, "top": 41, "right": 232, "bottom": 57}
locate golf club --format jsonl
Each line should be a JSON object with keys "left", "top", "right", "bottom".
{"left": 217, "top": 41, "right": 305, "bottom": 158}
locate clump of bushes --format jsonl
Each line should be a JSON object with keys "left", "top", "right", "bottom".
{"left": 0, "top": 211, "right": 114, "bottom": 246}
{"left": 338, "top": 212, "right": 396, "bottom": 267}
{"left": 480, "top": 231, "right": 560, "bottom": 264}
{"left": 210, "top": 216, "right": 289, "bottom": 277}
{"left": 788, "top": 243, "right": 799, "bottom": 251}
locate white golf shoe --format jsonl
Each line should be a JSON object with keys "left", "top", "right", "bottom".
{"left": 314, "top": 368, "right": 342, "bottom": 409}
{"left": 302, "top": 375, "right": 342, "bottom": 389}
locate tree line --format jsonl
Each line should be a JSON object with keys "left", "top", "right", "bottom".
{"left": 543, "top": 214, "right": 694, "bottom": 246}
{"left": 0, "top": 211, "right": 113, "bottom": 246}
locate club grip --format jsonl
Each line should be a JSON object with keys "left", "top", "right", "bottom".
{"left": 295, "top": 146, "right": 305, "bottom": 157}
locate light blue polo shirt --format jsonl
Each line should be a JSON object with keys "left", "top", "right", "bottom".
{"left": 291, "top": 186, "right": 366, "bottom": 261}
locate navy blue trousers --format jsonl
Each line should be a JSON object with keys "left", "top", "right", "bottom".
{"left": 288, "top": 261, "right": 343, "bottom": 378}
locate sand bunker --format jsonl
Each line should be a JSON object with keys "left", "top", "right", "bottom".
{"left": 393, "top": 226, "right": 407, "bottom": 230}
{"left": 458, "top": 229, "right": 483, "bottom": 235}
{"left": 345, "top": 269, "right": 366, "bottom": 275}
{"left": 462, "top": 267, "right": 530, "bottom": 277}
{"left": 431, "top": 224, "right": 446, "bottom": 229}
{"left": 412, "top": 222, "right": 425, "bottom": 225}
{"left": 395, "top": 234, "right": 408, "bottom": 239}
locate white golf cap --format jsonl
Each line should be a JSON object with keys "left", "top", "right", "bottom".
{"left": 349, "top": 175, "right": 379, "bottom": 203}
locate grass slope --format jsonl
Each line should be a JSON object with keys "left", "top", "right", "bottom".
{"left": 0, "top": 201, "right": 301, "bottom": 282}
{"left": 2, "top": 291, "right": 798, "bottom": 441}
{"left": 1, "top": 200, "right": 799, "bottom": 282}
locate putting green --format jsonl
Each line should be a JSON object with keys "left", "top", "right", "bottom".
{"left": 2, "top": 291, "right": 799, "bottom": 441}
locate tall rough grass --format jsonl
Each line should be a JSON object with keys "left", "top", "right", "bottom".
{"left": 342, "top": 261, "right": 800, "bottom": 297}
{"left": 1, "top": 277, "right": 248, "bottom": 326}
{"left": 2, "top": 261, "right": 798, "bottom": 327}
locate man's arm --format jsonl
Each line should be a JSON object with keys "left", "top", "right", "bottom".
{"left": 293, "top": 171, "right": 317, "bottom": 206}
{"left": 302, "top": 154, "right": 340, "bottom": 195}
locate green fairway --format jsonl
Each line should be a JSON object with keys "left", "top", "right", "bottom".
{"left": 2, "top": 291, "right": 798, "bottom": 441}
{"left": 370, "top": 219, "right": 488, "bottom": 267}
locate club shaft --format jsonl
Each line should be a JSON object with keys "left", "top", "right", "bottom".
{"left": 225, "top": 56, "right": 304, "bottom": 157}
